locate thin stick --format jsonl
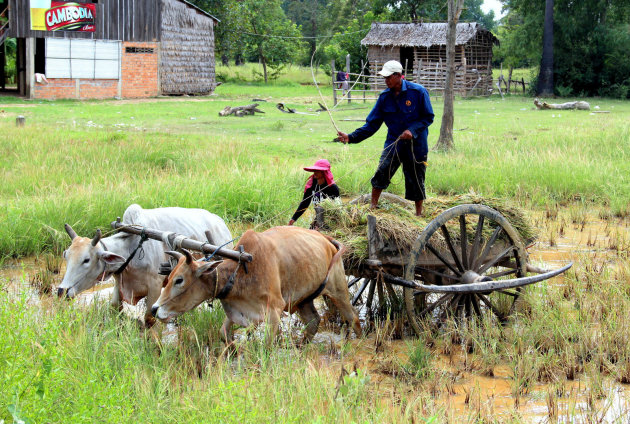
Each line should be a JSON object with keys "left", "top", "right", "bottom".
{"left": 310, "top": 49, "right": 340, "bottom": 134}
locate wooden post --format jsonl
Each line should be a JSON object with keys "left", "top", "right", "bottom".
{"left": 367, "top": 215, "right": 383, "bottom": 260}
{"left": 332, "top": 59, "right": 337, "bottom": 106}
{"left": 313, "top": 205, "right": 325, "bottom": 230}
{"left": 361, "top": 60, "right": 366, "bottom": 103}
{"left": 16, "top": 116, "right": 25, "bottom": 127}
{"left": 345, "top": 54, "right": 351, "bottom": 104}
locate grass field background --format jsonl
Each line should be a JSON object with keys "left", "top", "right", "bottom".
{"left": 0, "top": 67, "right": 629, "bottom": 423}
{"left": 0, "top": 73, "right": 628, "bottom": 257}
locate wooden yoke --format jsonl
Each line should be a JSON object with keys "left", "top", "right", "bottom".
{"left": 111, "top": 219, "right": 253, "bottom": 263}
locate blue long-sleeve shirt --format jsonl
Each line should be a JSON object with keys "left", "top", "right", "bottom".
{"left": 348, "top": 80, "right": 434, "bottom": 156}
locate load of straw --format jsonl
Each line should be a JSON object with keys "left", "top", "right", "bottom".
{"left": 318, "top": 192, "right": 537, "bottom": 270}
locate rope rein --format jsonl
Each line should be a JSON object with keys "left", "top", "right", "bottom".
{"left": 112, "top": 230, "right": 148, "bottom": 275}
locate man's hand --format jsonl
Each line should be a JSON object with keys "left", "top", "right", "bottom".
{"left": 337, "top": 131, "right": 349, "bottom": 144}
{"left": 399, "top": 129, "right": 414, "bottom": 140}
{"left": 288, "top": 219, "right": 295, "bottom": 226}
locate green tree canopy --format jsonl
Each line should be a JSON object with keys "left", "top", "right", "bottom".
{"left": 499, "top": 0, "right": 630, "bottom": 98}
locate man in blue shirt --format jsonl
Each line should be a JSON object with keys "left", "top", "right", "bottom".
{"left": 337, "top": 60, "right": 434, "bottom": 216}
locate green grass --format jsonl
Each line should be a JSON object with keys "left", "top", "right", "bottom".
{"left": 0, "top": 291, "right": 403, "bottom": 423}
{"left": 1, "top": 66, "right": 629, "bottom": 421}
{"left": 1, "top": 79, "right": 628, "bottom": 257}
{"left": 492, "top": 66, "right": 536, "bottom": 83}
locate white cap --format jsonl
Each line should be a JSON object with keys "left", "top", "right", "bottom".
{"left": 378, "top": 60, "right": 403, "bottom": 77}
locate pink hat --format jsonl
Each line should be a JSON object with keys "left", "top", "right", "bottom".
{"left": 304, "top": 159, "right": 331, "bottom": 172}
{"left": 303, "top": 159, "right": 335, "bottom": 192}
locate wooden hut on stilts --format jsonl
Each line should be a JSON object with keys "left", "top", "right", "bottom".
{"left": 361, "top": 22, "right": 499, "bottom": 96}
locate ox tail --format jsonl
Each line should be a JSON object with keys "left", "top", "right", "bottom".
{"left": 297, "top": 236, "right": 346, "bottom": 307}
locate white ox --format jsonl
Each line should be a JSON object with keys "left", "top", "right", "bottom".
{"left": 59, "top": 204, "right": 233, "bottom": 326}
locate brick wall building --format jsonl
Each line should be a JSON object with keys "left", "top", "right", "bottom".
{"left": 3, "top": 0, "right": 218, "bottom": 100}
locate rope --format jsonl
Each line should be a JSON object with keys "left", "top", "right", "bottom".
{"left": 201, "top": 238, "right": 238, "bottom": 262}
{"left": 310, "top": 47, "right": 340, "bottom": 134}
{"left": 331, "top": 60, "right": 371, "bottom": 111}
{"left": 113, "top": 229, "right": 148, "bottom": 275}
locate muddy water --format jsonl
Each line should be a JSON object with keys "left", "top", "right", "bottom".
{"left": 1, "top": 212, "right": 629, "bottom": 421}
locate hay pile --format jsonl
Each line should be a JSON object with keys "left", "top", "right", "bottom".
{"left": 318, "top": 193, "right": 537, "bottom": 269}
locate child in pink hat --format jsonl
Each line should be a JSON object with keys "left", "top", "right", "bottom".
{"left": 288, "top": 159, "right": 340, "bottom": 225}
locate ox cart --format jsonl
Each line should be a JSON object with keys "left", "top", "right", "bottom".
{"left": 110, "top": 200, "right": 571, "bottom": 337}
{"left": 315, "top": 198, "right": 572, "bottom": 336}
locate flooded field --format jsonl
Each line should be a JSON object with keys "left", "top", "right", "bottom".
{"left": 1, "top": 208, "right": 629, "bottom": 422}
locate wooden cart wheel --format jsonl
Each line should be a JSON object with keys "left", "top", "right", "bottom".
{"left": 403, "top": 204, "right": 528, "bottom": 335}
{"left": 347, "top": 276, "right": 405, "bottom": 323}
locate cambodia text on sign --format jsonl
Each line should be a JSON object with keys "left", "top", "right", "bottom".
{"left": 30, "top": 0, "right": 96, "bottom": 32}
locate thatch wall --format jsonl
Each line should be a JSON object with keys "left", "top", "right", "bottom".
{"left": 160, "top": 0, "right": 216, "bottom": 95}
{"left": 362, "top": 22, "right": 498, "bottom": 96}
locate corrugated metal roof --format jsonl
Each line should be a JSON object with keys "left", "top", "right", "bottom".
{"left": 361, "top": 22, "right": 496, "bottom": 47}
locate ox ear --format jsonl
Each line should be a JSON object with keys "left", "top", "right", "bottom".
{"left": 195, "top": 260, "right": 222, "bottom": 279}
{"left": 98, "top": 251, "right": 125, "bottom": 265}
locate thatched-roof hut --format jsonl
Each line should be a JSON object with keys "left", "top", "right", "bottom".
{"left": 361, "top": 22, "right": 499, "bottom": 96}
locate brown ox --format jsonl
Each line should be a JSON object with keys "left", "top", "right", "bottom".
{"left": 151, "top": 226, "right": 361, "bottom": 344}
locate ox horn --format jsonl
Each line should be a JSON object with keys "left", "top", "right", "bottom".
{"left": 64, "top": 223, "right": 78, "bottom": 240}
{"left": 181, "top": 248, "right": 193, "bottom": 265}
{"left": 91, "top": 229, "right": 102, "bottom": 246}
{"left": 166, "top": 251, "right": 184, "bottom": 261}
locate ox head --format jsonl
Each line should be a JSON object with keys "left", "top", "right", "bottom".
{"left": 58, "top": 224, "right": 126, "bottom": 298}
{"left": 151, "top": 249, "right": 221, "bottom": 322}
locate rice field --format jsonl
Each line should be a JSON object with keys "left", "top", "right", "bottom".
{"left": 0, "top": 67, "right": 629, "bottom": 422}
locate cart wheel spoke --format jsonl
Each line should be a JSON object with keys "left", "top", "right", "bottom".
{"left": 416, "top": 266, "right": 461, "bottom": 283}
{"left": 469, "top": 215, "right": 485, "bottom": 269}
{"left": 465, "top": 294, "right": 473, "bottom": 319}
{"left": 474, "top": 226, "right": 503, "bottom": 272}
{"left": 365, "top": 279, "right": 376, "bottom": 312}
{"left": 417, "top": 293, "right": 452, "bottom": 318}
{"left": 384, "top": 282, "right": 400, "bottom": 310}
{"left": 471, "top": 294, "right": 483, "bottom": 317}
{"left": 477, "top": 293, "right": 505, "bottom": 321}
{"left": 478, "top": 246, "right": 515, "bottom": 275}
{"left": 425, "top": 242, "right": 462, "bottom": 276}
{"left": 441, "top": 225, "right": 465, "bottom": 272}
{"left": 487, "top": 268, "right": 518, "bottom": 279}
{"left": 352, "top": 278, "right": 370, "bottom": 306}
{"left": 460, "top": 215, "right": 468, "bottom": 269}
{"left": 347, "top": 276, "right": 362, "bottom": 289}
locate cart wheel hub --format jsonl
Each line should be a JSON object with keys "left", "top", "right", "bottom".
{"left": 461, "top": 270, "right": 492, "bottom": 285}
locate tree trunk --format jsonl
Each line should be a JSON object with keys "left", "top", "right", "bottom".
{"left": 434, "top": 0, "right": 465, "bottom": 152}
{"left": 259, "top": 46, "right": 268, "bottom": 83}
{"left": 536, "top": 0, "right": 554, "bottom": 96}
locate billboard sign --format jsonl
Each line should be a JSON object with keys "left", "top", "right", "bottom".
{"left": 30, "top": 0, "right": 96, "bottom": 32}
